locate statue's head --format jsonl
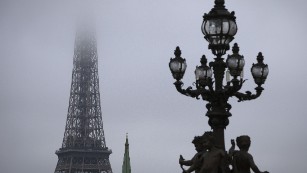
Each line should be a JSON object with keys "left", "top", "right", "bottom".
{"left": 236, "top": 135, "right": 251, "bottom": 151}
{"left": 192, "top": 136, "right": 203, "bottom": 152}
{"left": 202, "top": 131, "right": 214, "bottom": 150}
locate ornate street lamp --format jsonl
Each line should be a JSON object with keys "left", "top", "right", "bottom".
{"left": 169, "top": 0, "right": 269, "bottom": 154}
{"left": 195, "top": 55, "right": 213, "bottom": 88}
{"left": 201, "top": 0, "right": 237, "bottom": 56}
{"left": 226, "top": 43, "right": 244, "bottom": 78}
{"left": 251, "top": 52, "right": 269, "bottom": 85}
{"left": 169, "top": 47, "right": 187, "bottom": 81}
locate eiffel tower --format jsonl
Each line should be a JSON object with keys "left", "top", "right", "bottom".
{"left": 54, "top": 26, "right": 112, "bottom": 173}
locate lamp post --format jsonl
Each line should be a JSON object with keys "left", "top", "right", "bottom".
{"left": 169, "top": 0, "right": 269, "bottom": 151}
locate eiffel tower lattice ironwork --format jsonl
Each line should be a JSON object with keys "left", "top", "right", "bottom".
{"left": 54, "top": 28, "right": 112, "bottom": 173}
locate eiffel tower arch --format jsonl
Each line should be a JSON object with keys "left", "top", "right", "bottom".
{"left": 54, "top": 26, "right": 112, "bottom": 173}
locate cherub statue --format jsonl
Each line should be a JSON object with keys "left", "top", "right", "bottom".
{"left": 179, "top": 136, "right": 205, "bottom": 173}
{"left": 180, "top": 132, "right": 225, "bottom": 173}
{"left": 198, "top": 132, "right": 225, "bottom": 173}
{"left": 228, "top": 135, "right": 269, "bottom": 173}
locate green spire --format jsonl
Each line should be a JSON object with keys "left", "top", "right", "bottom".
{"left": 122, "top": 133, "right": 131, "bottom": 173}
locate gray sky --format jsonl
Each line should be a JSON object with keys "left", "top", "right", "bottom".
{"left": 0, "top": 0, "right": 307, "bottom": 173}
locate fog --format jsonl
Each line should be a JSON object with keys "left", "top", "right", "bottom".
{"left": 0, "top": 0, "right": 306, "bottom": 173}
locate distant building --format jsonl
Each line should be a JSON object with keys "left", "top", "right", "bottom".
{"left": 122, "top": 134, "right": 131, "bottom": 173}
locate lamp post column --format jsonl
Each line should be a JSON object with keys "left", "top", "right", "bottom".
{"left": 209, "top": 56, "right": 227, "bottom": 150}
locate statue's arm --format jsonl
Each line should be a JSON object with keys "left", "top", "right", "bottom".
{"left": 185, "top": 153, "right": 202, "bottom": 173}
{"left": 185, "top": 164, "right": 196, "bottom": 173}
{"left": 181, "top": 159, "right": 193, "bottom": 166}
{"left": 180, "top": 154, "right": 197, "bottom": 166}
{"left": 248, "top": 154, "right": 262, "bottom": 173}
{"left": 228, "top": 139, "right": 236, "bottom": 156}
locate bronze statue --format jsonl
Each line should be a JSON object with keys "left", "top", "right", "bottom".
{"left": 179, "top": 136, "right": 205, "bottom": 173}
{"left": 180, "top": 132, "right": 225, "bottom": 173}
{"left": 228, "top": 136, "right": 269, "bottom": 173}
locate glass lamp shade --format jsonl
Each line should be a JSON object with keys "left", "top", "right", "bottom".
{"left": 226, "top": 43, "right": 245, "bottom": 77}
{"left": 202, "top": 5, "right": 237, "bottom": 56}
{"left": 202, "top": 19, "right": 237, "bottom": 39}
{"left": 252, "top": 65, "right": 269, "bottom": 78}
{"left": 169, "top": 47, "right": 187, "bottom": 81}
{"left": 169, "top": 59, "right": 187, "bottom": 73}
{"left": 227, "top": 57, "right": 244, "bottom": 69}
{"left": 195, "top": 66, "right": 213, "bottom": 80}
{"left": 195, "top": 65, "right": 212, "bottom": 88}
{"left": 251, "top": 52, "right": 269, "bottom": 85}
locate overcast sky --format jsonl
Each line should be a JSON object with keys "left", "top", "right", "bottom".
{"left": 1, "top": 0, "right": 307, "bottom": 173}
